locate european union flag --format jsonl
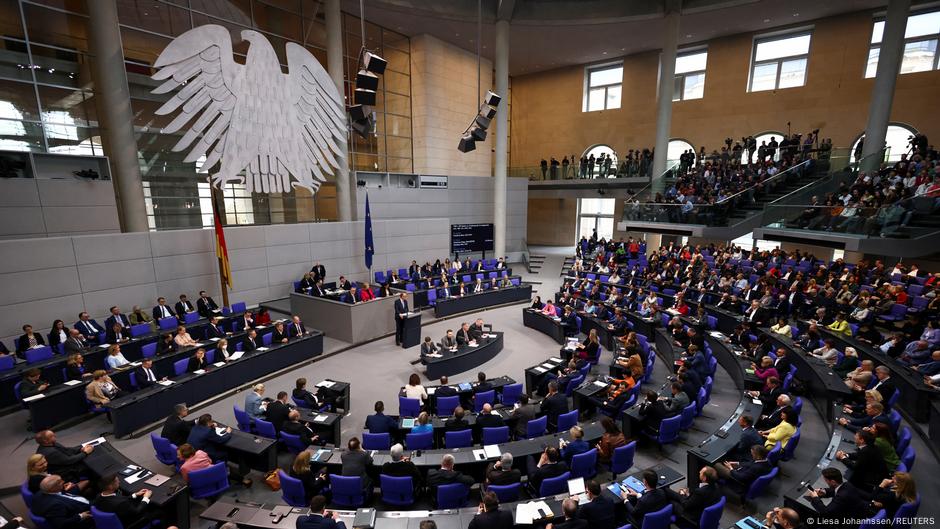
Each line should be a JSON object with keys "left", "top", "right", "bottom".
{"left": 364, "top": 193, "right": 374, "bottom": 270}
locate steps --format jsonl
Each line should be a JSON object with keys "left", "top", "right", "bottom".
{"left": 527, "top": 254, "right": 545, "bottom": 274}
{"left": 561, "top": 256, "right": 576, "bottom": 277}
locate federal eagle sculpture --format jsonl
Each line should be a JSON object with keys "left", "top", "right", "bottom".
{"left": 151, "top": 25, "right": 346, "bottom": 194}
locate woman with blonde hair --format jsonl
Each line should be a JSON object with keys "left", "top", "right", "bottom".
{"left": 26, "top": 454, "right": 88, "bottom": 493}
{"left": 86, "top": 369, "right": 121, "bottom": 404}
{"left": 870, "top": 472, "right": 918, "bottom": 518}
{"left": 289, "top": 450, "right": 331, "bottom": 503}
{"left": 574, "top": 328, "right": 599, "bottom": 361}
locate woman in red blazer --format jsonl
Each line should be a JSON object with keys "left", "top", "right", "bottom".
{"left": 359, "top": 282, "right": 376, "bottom": 301}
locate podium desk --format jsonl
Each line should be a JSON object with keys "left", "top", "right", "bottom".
{"left": 522, "top": 308, "right": 565, "bottom": 344}
{"left": 402, "top": 311, "right": 422, "bottom": 348}
{"left": 290, "top": 291, "right": 414, "bottom": 344}
{"left": 425, "top": 333, "right": 505, "bottom": 379}
{"left": 433, "top": 284, "right": 532, "bottom": 318}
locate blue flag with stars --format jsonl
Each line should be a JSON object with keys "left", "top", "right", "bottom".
{"left": 364, "top": 193, "right": 374, "bottom": 270}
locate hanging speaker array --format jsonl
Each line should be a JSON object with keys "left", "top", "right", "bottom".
{"left": 349, "top": 51, "right": 388, "bottom": 138}
{"left": 458, "top": 90, "right": 502, "bottom": 153}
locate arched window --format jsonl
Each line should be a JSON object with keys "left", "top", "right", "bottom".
{"left": 741, "top": 131, "right": 786, "bottom": 163}
{"left": 582, "top": 144, "right": 618, "bottom": 178}
{"left": 667, "top": 139, "right": 695, "bottom": 166}
{"left": 851, "top": 124, "right": 918, "bottom": 163}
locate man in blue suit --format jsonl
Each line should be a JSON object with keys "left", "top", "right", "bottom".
{"left": 186, "top": 413, "right": 232, "bottom": 462}
{"left": 104, "top": 306, "right": 130, "bottom": 332}
{"left": 297, "top": 495, "right": 346, "bottom": 529}
{"left": 31, "top": 474, "right": 94, "bottom": 529}
{"left": 364, "top": 401, "right": 397, "bottom": 433}
{"left": 731, "top": 415, "right": 763, "bottom": 460}
{"left": 74, "top": 312, "right": 104, "bottom": 342}
{"left": 244, "top": 384, "right": 266, "bottom": 419}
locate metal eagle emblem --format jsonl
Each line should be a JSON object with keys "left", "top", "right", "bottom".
{"left": 151, "top": 25, "right": 347, "bottom": 194}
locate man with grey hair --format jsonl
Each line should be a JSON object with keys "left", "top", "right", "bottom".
{"left": 31, "top": 474, "right": 93, "bottom": 528}
{"left": 245, "top": 383, "right": 265, "bottom": 418}
{"left": 161, "top": 403, "right": 192, "bottom": 446}
{"left": 545, "top": 497, "right": 582, "bottom": 529}
{"left": 427, "top": 453, "right": 474, "bottom": 498}
{"left": 485, "top": 452, "right": 522, "bottom": 486}
{"left": 381, "top": 443, "right": 421, "bottom": 489}
{"left": 871, "top": 365, "right": 896, "bottom": 403}
{"left": 757, "top": 394, "right": 791, "bottom": 430}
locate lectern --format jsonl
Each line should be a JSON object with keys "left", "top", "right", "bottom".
{"left": 402, "top": 311, "right": 422, "bottom": 348}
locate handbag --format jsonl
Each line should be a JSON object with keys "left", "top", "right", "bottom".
{"left": 264, "top": 470, "right": 281, "bottom": 491}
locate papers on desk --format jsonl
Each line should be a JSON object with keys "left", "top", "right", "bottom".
{"left": 100, "top": 344, "right": 111, "bottom": 349}
{"left": 427, "top": 387, "right": 437, "bottom": 395}
{"left": 752, "top": 398, "right": 763, "bottom": 406}
{"left": 212, "top": 362, "right": 226, "bottom": 367}
{"left": 255, "top": 325, "right": 266, "bottom": 330}
{"left": 0, "top": 516, "right": 7, "bottom": 525}
{"left": 484, "top": 333, "right": 496, "bottom": 338}
{"left": 550, "top": 357, "right": 563, "bottom": 362}
{"left": 483, "top": 444, "right": 501, "bottom": 458}
{"left": 209, "top": 337, "right": 221, "bottom": 342}
{"left": 532, "top": 367, "right": 547, "bottom": 374}
{"left": 551, "top": 317, "right": 562, "bottom": 322}
{"left": 425, "top": 353, "right": 442, "bottom": 358}
{"left": 157, "top": 380, "right": 174, "bottom": 386}
{"left": 82, "top": 437, "right": 106, "bottom": 447}
{"left": 215, "top": 427, "right": 228, "bottom": 436}
{"left": 22, "top": 394, "right": 45, "bottom": 402}
{"left": 316, "top": 380, "right": 335, "bottom": 389}
{"left": 708, "top": 331, "right": 724, "bottom": 338}
{"left": 312, "top": 414, "right": 328, "bottom": 423}
{"left": 228, "top": 351, "right": 245, "bottom": 361}
{"left": 472, "top": 449, "right": 487, "bottom": 461}
{"left": 593, "top": 380, "right": 608, "bottom": 387}
{"left": 540, "top": 363, "right": 555, "bottom": 369}
{"left": 129, "top": 361, "right": 141, "bottom": 367}
{"left": 193, "top": 369, "right": 206, "bottom": 375}
{"left": 124, "top": 468, "right": 151, "bottom": 485}
{"left": 515, "top": 501, "right": 553, "bottom": 525}
{"left": 468, "top": 343, "right": 479, "bottom": 347}
{"left": 64, "top": 379, "right": 82, "bottom": 386}
{"left": 255, "top": 347, "right": 269, "bottom": 352}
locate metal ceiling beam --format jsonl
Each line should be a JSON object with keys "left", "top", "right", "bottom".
{"left": 497, "top": 0, "right": 516, "bottom": 21}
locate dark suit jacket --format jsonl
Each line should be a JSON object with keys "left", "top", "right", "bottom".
{"left": 528, "top": 461, "right": 568, "bottom": 493}
{"left": 105, "top": 327, "right": 128, "bottom": 344}
{"left": 31, "top": 491, "right": 93, "bottom": 529}
{"left": 577, "top": 496, "right": 617, "bottom": 529}
{"left": 809, "top": 482, "right": 870, "bottom": 520}
{"left": 729, "top": 459, "right": 772, "bottom": 492}
{"left": 293, "top": 388, "right": 322, "bottom": 409}
{"left": 626, "top": 488, "right": 670, "bottom": 525}
{"left": 16, "top": 333, "right": 45, "bottom": 353}
{"left": 204, "top": 324, "right": 226, "bottom": 339}
{"left": 540, "top": 393, "right": 569, "bottom": 429}
{"left": 134, "top": 366, "right": 159, "bottom": 389}
{"left": 310, "top": 265, "right": 326, "bottom": 281}
{"left": 104, "top": 314, "right": 129, "bottom": 330}
{"left": 37, "top": 443, "right": 87, "bottom": 481}
{"left": 282, "top": 420, "right": 318, "bottom": 447}
{"left": 444, "top": 417, "right": 470, "bottom": 432}
{"left": 476, "top": 413, "right": 506, "bottom": 430}
{"left": 395, "top": 299, "right": 409, "bottom": 318}
{"left": 381, "top": 460, "right": 421, "bottom": 484}
{"left": 340, "top": 450, "right": 373, "bottom": 481}
{"left": 552, "top": 519, "right": 588, "bottom": 529}
{"left": 152, "top": 305, "right": 175, "bottom": 321}
{"left": 296, "top": 513, "right": 346, "bottom": 529}
{"left": 426, "top": 467, "right": 474, "bottom": 495}
{"left": 288, "top": 322, "right": 307, "bottom": 337}
{"left": 243, "top": 336, "right": 259, "bottom": 352}
{"left": 265, "top": 400, "right": 292, "bottom": 431}
{"left": 64, "top": 337, "right": 87, "bottom": 355}
{"left": 186, "top": 356, "right": 207, "bottom": 372}
{"left": 271, "top": 329, "right": 290, "bottom": 343}
{"left": 842, "top": 444, "right": 889, "bottom": 490}
{"left": 186, "top": 424, "right": 231, "bottom": 462}
{"left": 74, "top": 320, "right": 103, "bottom": 340}
{"left": 174, "top": 300, "right": 195, "bottom": 318}
{"left": 467, "top": 510, "right": 514, "bottom": 529}
{"left": 196, "top": 296, "right": 219, "bottom": 317}
{"left": 485, "top": 464, "right": 522, "bottom": 486}
{"left": 93, "top": 492, "right": 149, "bottom": 527}
{"left": 668, "top": 482, "right": 722, "bottom": 523}
{"left": 365, "top": 413, "right": 397, "bottom": 434}
{"left": 161, "top": 414, "right": 193, "bottom": 446}
{"left": 456, "top": 328, "right": 473, "bottom": 346}
{"left": 872, "top": 378, "right": 897, "bottom": 403}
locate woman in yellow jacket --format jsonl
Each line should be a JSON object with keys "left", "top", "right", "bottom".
{"left": 826, "top": 313, "right": 853, "bottom": 337}
{"left": 760, "top": 407, "right": 798, "bottom": 449}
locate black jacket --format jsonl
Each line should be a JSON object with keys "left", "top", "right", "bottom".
{"left": 266, "top": 400, "right": 292, "bottom": 432}
{"left": 729, "top": 459, "right": 772, "bottom": 493}
{"left": 186, "top": 356, "right": 207, "bottom": 373}
{"left": 528, "top": 461, "right": 568, "bottom": 493}
{"left": 36, "top": 443, "right": 87, "bottom": 483}
{"left": 842, "top": 444, "right": 889, "bottom": 491}
{"left": 426, "top": 467, "right": 474, "bottom": 496}
{"left": 243, "top": 336, "right": 259, "bottom": 352}
{"left": 625, "top": 488, "right": 670, "bottom": 526}
{"left": 577, "top": 495, "right": 617, "bottom": 529}
{"left": 668, "top": 482, "right": 723, "bottom": 523}
{"left": 196, "top": 296, "right": 219, "bottom": 318}
{"left": 282, "top": 420, "right": 318, "bottom": 447}
{"left": 31, "top": 491, "right": 94, "bottom": 529}
{"left": 134, "top": 366, "right": 159, "bottom": 389}
{"left": 467, "top": 510, "right": 514, "bottom": 529}
{"left": 93, "top": 492, "right": 149, "bottom": 528}
{"left": 809, "top": 482, "right": 870, "bottom": 521}
{"left": 161, "top": 414, "right": 193, "bottom": 446}
{"left": 540, "top": 393, "right": 569, "bottom": 429}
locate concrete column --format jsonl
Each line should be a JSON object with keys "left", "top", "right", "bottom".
{"left": 650, "top": 8, "right": 680, "bottom": 187}
{"left": 861, "top": 0, "right": 910, "bottom": 172}
{"left": 86, "top": 0, "right": 148, "bottom": 232}
{"left": 493, "top": 19, "right": 510, "bottom": 258}
{"left": 325, "top": 0, "right": 354, "bottom": 221}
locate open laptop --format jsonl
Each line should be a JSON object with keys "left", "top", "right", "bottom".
{"left": 567, "top": 477, "right": 589, "bottom": 503}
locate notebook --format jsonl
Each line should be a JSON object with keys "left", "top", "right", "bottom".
{"left": 458, "top": 383, "right": 472, "bottom": 391}
{"left": 623, "top": 475, "right": 646, "bottom": 494}
{"left": 311, "top": 449, "right": 332, "bottom": 463}
{"left": 401, "top": 418, "right": 415, "bottom": 428}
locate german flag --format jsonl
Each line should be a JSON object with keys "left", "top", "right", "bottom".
{"left": 214, "top": 206, "right": 232, "bottom": 289}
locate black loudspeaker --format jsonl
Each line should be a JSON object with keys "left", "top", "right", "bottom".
{"left": 474, "top": 115, "right": 491, "bottom": 129}
{"left": 352, "top": 118, "right": 374, "bottom": 138}
{"left": 349, "top": 104, "right": 371, "bottom": 122}
{"left": 480, "top": 106, "right": 497, "bottom": 120}
{"left": 354, "top": 88, "right": 377, "bottom": 106}
{"left": 356, "top": 70, "right": 379, "bottom": 91}
{"left": 457, "top": 134, "right": 476, "bottom": 153}
{"left": 469, "top": 126, "right": 487, "bottom": 142}
{"left": 484, "top": 90, "right": 501, "bottom": 107}
{"left": 363, "top": 51, "right": 387, "bottom": 75}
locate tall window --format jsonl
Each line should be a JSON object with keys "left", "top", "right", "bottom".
{"left": 673, "top": 49, "right": 707, "bottom": 101}
{"left": 749, "top": 31, "right": 812, "bottom": 92}
{"left": 667, "top": 139, "right": 695, "bottom": 165}
{"left": 583, "top": 144, "right": 618, "bottom": 178}
{"left": 851, "top": 124, "right": 918, "bottom": 162}
{"left": 584, "top": 63, "right": 623, "bottom": 112}
{"left": 578, "top": 198, "right": 615, "bottom": 240}
{"left": 866, "top": 11, "right": 940, "bottom": 78}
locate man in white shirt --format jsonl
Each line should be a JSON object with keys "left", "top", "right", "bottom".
{"left": 152, "top": 297, "right": 175, "bottom": 321}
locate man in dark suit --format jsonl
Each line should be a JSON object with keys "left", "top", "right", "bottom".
{"left": 196, "top": 291, "right": 220, "bottom": 318}
{"left": 755, "top": 378, "right": 784, "bottom": 415}
{"left": 638, "top": 390, "right": 673, "bottom": 434}
{"left": 172, "top": 295, "right": 194, "bottom": 320}
{"left": 475, "top": 403, "right": 505, "bottom": 430}
{"left": 435, "top": 376, "right": 458, "bottom": 398}
{"left": 340, "top": 437, "right": 373, "bottom": 491}
{"left": 838, "top": 401, "right": 888, "bottom": 433}
{"left": 364, "top": 401, "right": 397, "bottom": 433}
{"left": 161, "top": 404, "right": 193, "bottom": 446}
{"left": 485, "top": 453, "right": 522, "bottom": 487}
{"left": 427, "top": 453, "right": 474, "bottom": 499}
{"left": 310, "top": 262, "right": 326, "bottom": 283}
{"left": 468, "top": 491, "right": 514, "bottom": 529}
{"left": 456, "top": 323, "right": 474, "bottom": 346}
{"left": 104, "top": 306, "right": 130, "bottom": 331}
{"left": 186, "top": 414, "right": 232, "bottom": 462}
{"left": 807, "top": 468, "right": 870, "bottom": 523}
{"left": 474, "top": 371, "right": 493, "bottom": 393}
{"left": 281, "top": 410, "right": 321, "bottom": 447}
{"left": 394, "top": 293, "right": 409, "bottom": 346}
{"left": 93, "top": 474, "right": 154, "bottom": 529}
{"left": 546, "top": 497, "right": 588, "bottom": 529}
{"left": 243, "top": 329, "right": 260, "bottom": 352}
{"left": 527, "top": 446, "right": 568, "bottom": 494}
{"left": 265, "top": 391, "right": 292, "bottom": 432}
{"left": 381, "top": 444, "right": 422, "bottom": 492}
{"left": 717, "top": 445, "right": 772, "bottom": 494}
{"left": 731, "top": 415, "right": 763, "bottom": 461}
{"left": 469, "top": 318, "right": 486, "bottom": 342}
{"left": 64, "top": 329, "right": 88, "bottom": 355}
{"left": 561, "top": 306, "right": 579, "bottom": 337}
{"left": 835, "top": 430, "right": 889, "bottom": 491}
{"left": 296, "top": 495, "right": 346, "bottom": 529}
{"left": 74, "top": 312, "right": 104, "bottom": 342}
{"left": 288, "top": 315, "right": 308, "bottom": 337}
{"left": 667, "top": 466, "right": 723, "bottom": 526}
{"left": 871, "top": 367, "right": 896, "bottom": 403}
{"left": 757, "top": 394, "right": 790, "bottom": 429}
{"left": 577, "top": 480, "right": 617, "bottom": 529}
{"left": 204, "top": 316, "right": 226, "bottom": 339}
{"left": 621, "top": 470, "right": 670, "bottom": 528}
{"left": 539, "top": 381, "right": 569, "bottom": 432}
{"left": 293, "top": 377, "right": 329, "bottom": 411}
{"left": 310, "top": 279, "right": 326, "bottom": 297}
{"left": 31, "top": 475, "right": 93, "bottom": 529}
{"left": 744, "top": 301, "right": 768, "bottom": 328}
{"left": 772, "top": 347, "right": 791, "bottom": 375}
{"left": 134, "top": 358, "right": 160, "bottom": 389}
{"left": 510, "top": 394, "right": 538, "bottom": 438}
{"left": 444, "top": 407, "right": 471, "bottom": 432}
{"left": 35, "top": 430, "right": 92, "bottom": 484}
{"left": 152, "top": 297, "right": 175, "bottom": 321}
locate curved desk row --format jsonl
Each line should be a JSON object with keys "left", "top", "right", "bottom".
{"left": 432, "top": 284, "right": 532, "bottom": 318}
{"left": 0, "top": 311, "right": 246, "bottom": 411}
{"left": 108, "top": 332, "right": 324, "bottom": 437}
{"left": 424, "top": 333, "right": 505, "bottom": 379}
{"left": 397, "top": 376, "right": 516, "bottom": 414}
{"left": 522, "top": 308, "right": 566, "bottom": 344}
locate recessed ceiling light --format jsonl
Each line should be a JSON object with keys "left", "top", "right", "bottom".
{"left": 686, "top": 34, "right": 692, "bottom": 38}
{"left": 763, "top": 18, "right": 771, "bottom": 22}
{"left": 455, "top": 33, "right": 460, "bottom": 37}
{"left": 620, "top": 47, "right": 626, "bottom": 51}
{"left": 793, "top": 13, "right": 799, "bottom": 17}
{"left": 602, "top": 51, "right": 608, "bottom": 55}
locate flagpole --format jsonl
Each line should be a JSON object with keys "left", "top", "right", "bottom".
{"left": 210, "top": 181, "right": 231, "bottom": 308}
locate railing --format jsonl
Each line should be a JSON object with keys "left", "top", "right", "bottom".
{"left": 762, "top": 200, "right": 931, "bottom": 239}
{"left": 511, "top": 160, "right": 655, "bottom": 180}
